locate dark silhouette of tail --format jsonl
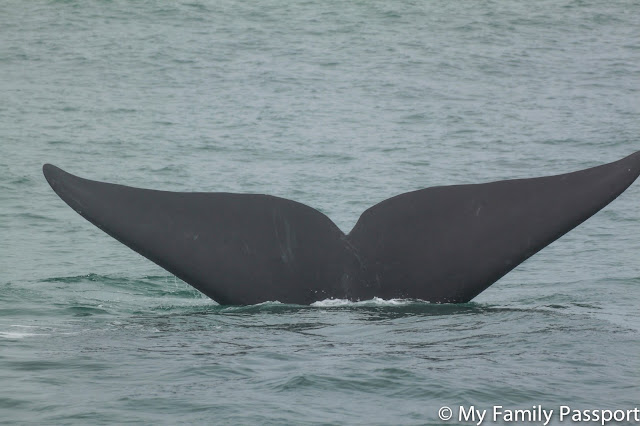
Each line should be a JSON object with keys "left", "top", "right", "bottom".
{"left": 43, "top": 151, "right": 640, "bottom": 305}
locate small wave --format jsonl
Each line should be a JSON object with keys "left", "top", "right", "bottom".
{"left": 64, "top": 305, "right": 112, "bottom": 317}
{"left": 0, "top": 331, "right": 46, "bottom": 339}
{"left": 40, "top": 273, "right": 200, "bottom": 296}
{"left": 219, "top": 301, "right": 288, "bottom": 314}
{"left": 311, "top": 297, "right": 428, "bottom": 307}
{"left": 219, "top": 298, "right": 429, "bottom": 313}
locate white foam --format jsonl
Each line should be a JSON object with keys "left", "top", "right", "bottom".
{"left": 0, "top": 325, "right": 51, "bottom": 339}
{"left": 311, "top": 297, "right": 426, "bottom": 307}
{"left": 254, "top": 301, "right": 284, "bottom": 306}
{"left": 0, "top": 331, "right": 46, "bottom": 339}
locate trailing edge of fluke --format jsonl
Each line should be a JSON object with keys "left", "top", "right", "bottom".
{"left": 43, "top": 151, "right": 640, "bottom": 305}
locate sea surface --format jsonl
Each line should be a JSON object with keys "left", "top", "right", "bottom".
{"left": 1, "top": 1, "right": 640, "bottom": 424}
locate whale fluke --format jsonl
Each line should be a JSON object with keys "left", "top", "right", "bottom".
{"left": 43, "top": 151, "right": 640, "bottom": 305}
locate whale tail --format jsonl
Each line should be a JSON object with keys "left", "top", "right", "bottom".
{"left": 43, "top": 151, "right": 640, "bottom": 305}
{"left": 347, "top": 151, "right": 640, "bottom": 302}
{"left": 42, "top": 164, "right": 356, "bottom": 305}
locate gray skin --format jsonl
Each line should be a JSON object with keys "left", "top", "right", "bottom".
{"left": 43, "top": 151, "right": 640, "bottom": 305}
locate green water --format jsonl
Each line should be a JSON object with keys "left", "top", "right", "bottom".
{"left": 1, "top": 0, "right": 639, "bottom": 424}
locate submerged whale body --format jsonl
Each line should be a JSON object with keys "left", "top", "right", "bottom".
{"left": 43, "top": 151, "right": 640, "bottom": 305}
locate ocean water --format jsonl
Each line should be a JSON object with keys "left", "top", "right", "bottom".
{"left": 2, "top": 0, "right": 640, "bottom": 424}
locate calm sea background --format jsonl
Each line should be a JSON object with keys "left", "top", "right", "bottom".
{"left": 1, "top": 1, "right": 639, "bottom": 424}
